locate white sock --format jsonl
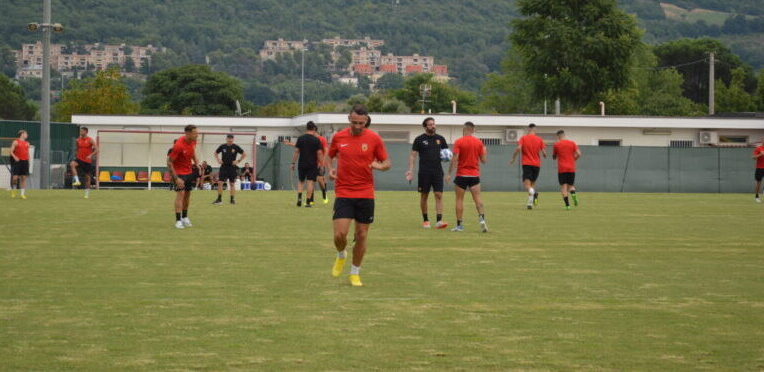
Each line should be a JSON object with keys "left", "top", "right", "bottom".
{"left": 528, "top": 187, "right": 535, "bottom": 196}
{"left": 20, "top": 189, "right": 25, "bottom": 196}
{"left": 337, "top": 250, "right": 346, "bottom": 259}
{"left": 73, "top": 175, "right": 80, "bottom": 183}
{"left": 527, "top": 194, "right": 534, "bottom": 204}
{"left": 84, "top": 189, "right": 90, "bottom": 196}
{"left": 350, "top": 265, "right": 361, "bottom": 275}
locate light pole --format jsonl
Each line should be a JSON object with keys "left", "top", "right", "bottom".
{"left": 27, "top": 0, "right": 63, "bottom": 189}
{"left": 300, "top": 47, "right": 306, "bottom": 115}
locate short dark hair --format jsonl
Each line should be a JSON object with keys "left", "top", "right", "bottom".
{"left": 184, "top": 125, "right": 197, "bottom": 133}
{"left": 226, "top": 134, "right": 234, "bottom": 139}
{"left": 365, "top": 116, "right": 371, "bottom": 128}
{"left": 464, "top": 121, "right": 475, "bottom": 128}
{"left": 528, "top": 123, "right": 536, "bottom": 129}
{"left": 422, "top": 117, "right": 435, "bottom": 127}
{"left": 350, "top": 103, "right": 369, "bottom": 117}
{"left": 18, "top": 129, "right": 26, "bottom": 136}
{"left": 80, "top": 127, "right": 89, "bottom": 133}
{"left": 556, "top": 130, "right": 565, "bottom": 136}
{"left": 306, "top": 121, "right": 318, "bottom": 131}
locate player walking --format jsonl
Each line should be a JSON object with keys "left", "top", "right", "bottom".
{"left": 70, "top": 127, "right": 98, "bottom": 198}
{"left": 406, "top": 117, "right": 449, "bottom": 229}
{"left": 292, "top": 122, "right": 323, "bottom": 207}
{"left": 511, "top": 123, "right": 547, "bottom": 209}
{"left": 552, "top": 130, "right": 581, "bottom": 210}
{"left": 167, "top": 125, "right": 200, "bottom": 229}
{"left": 446, "top": 122, "right": 488, "bottom": 233}
{"left": 9, "top": 130, "right": 30, "bottom": 199}
{"left": 213, "top": 134, "right": 246, "bottom": 205}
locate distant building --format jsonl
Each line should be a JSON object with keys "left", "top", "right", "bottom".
{"left": 351, "top": 48, "right": 381, "bottom": 67}
{"left": 379, "top": 53, "right": 435, "bottom": 75}
{"left": 259, "top": 38, "right": 309, "bottom": 61}
{"left": 321, "top": 36, "right": 384, "bottom": 49}
{"left": 352, "top": 64, "right": 374, "bottom": 75}
{"left": 16, "top": 42, "right": 162, "bottom": 74}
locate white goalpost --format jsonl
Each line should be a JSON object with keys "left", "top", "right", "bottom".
{"left": 95, "top": 129, "right": 258, "bottom": 190}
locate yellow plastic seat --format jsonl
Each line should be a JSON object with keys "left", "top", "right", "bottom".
{"left": 150, "top": 171, "right": 163, "bottom": 182}
{"left": 124, "top": 171, "right": 137, "bottom": 182}
{"left": 98, "top": 171, "right": 111, "bottom": 182}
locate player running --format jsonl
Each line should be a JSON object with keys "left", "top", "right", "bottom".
{"left": 753, "top": 141, "right": 764, "bottom": 203}
{"left": 327, "top": 104, "right": 390, "bottom": 286}
{"left": 315, "top": 129, "right": 330, "bottom": 204}
{"left": 510, "top": 123, "right": 547, "bottom": 209}
{"left": 406, "top": 117, "right": 449, "bottom": 229}
{"left": 9, "top": 130, "right": 30, "bottom": 199}
{"left": 292, "top": 121, "right": 324, "bottom": 207}
{"left": 552, "top": 130, "right": 581, "bottom": 210}
{"left": 167, "top": 125, "right": 200, "bottom": 229}
{"left": 213, "top": 134, "right": 246, "bottom": 205}
{"left": 70, "top": 127, "right": 98, "bottom": 198}
{"left": 446, "top": 122, "right": 488, "bottom": 233}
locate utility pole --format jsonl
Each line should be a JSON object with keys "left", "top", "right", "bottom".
{"left": 708, "top": 52, "right": 715, "bottom": 116}
{"left": 554, "top": 98, "right": 561, "bottom": 115}
{"left": 300, "top": 48, "right": 305, "bottom": 115}
{"left": 27, "top": 0, "right": 63, "bottom": 189}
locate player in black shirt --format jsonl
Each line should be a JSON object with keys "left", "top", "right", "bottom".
{"left": 291, "top": 121, "right": 324, "bottom": 207}
{"left": 213, "top": 134, "right": 246, "bottom": 205}
{"left": 406, "top": 117, "right": 449, "bottom": 229}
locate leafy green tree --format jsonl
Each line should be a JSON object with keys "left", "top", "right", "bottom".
{"left": 18, "top": 77, "right": 41, "bottom": 101}
{"left": 146, "top": 50, "right": 191, "bottom": 75}
{"left": 715, "top": 67, "right": 757, "bottom": 113}
{"left": 510, "top": 0, "right": 642, "bottom": 108}
{"left": 123, "top": 57, "right": 136, "bottom": 73}
{"left": 53, "top": 68, "right": 138, "bottom": 122}
{"left": 392, "top": 74, "right": 478, "bottom": 113}
{"left": 757, "top": 70, "right": 764, "bottom": 111}
{"left": 0, "top": 74, "right": 36, "bottom": 120}
{"left": 375, "top": 73, "right": 404, "bottom": 91}
{"left": 257, "top": 101, "right": 301, "bottom": 117}
{"left": 142, "top": 65, "right": 242, "bottom": 115}
{"left": 654, "top": 38, "right": 757, "bottom": 104}
{"left": 481, "top": 48, "right": 543, "bottom": 114}
{"left": 0, "top": 44, "right": 17, "bottom": 78}
{"left": 208, "top": 48, "right": 260, "bottom": 80}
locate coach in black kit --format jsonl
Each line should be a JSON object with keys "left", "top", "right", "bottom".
{"left": 213, "top": 134, "right": 246, "bottom": 205}
{"left": 291, "top": 121, "right": 324, "bottom": 207}
{"left": 406, "top": 117, "right": 449, "bottom": 229}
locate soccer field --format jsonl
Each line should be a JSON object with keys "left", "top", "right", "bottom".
{"left": 1, "top": 190, "right": 762, "bottom": 370}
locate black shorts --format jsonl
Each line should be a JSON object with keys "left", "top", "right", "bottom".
{"left": 176, "top": 173, "right": 197, "bottom": 192}
{"left": 558, "top": 172, "right": 575, "bottom": 185}
{"left": 756, "top": 169, "right": 764, "bottom": 182}
{"left": 418, "top": 172, "right": 444, "bottom": 193}
{"left": 75, "top": 159, "right": 93, "bottom": 175}
{"left": 11, "top": 160, "right": 29, "bottom": 176}
{"left": 522, "top": 165, "right": 540, "bottom": 182}
{"left": 333, "top": 198, "right": 375, "bottom": 224}
{"left": 318, "top": 166, "right": 326, "bottom": 177}
{"left": 298, "top": 165, "right": 318, "bottom": 182}
{"left": 219, "top": 165, "right": 238, "bottom": 182}
{"left": 454, "top": 176, "right": 480, "bottom": 190}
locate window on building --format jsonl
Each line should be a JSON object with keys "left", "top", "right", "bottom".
{"left": 719, "top": 135, "right": 748, "bottom": 144}
{"left": 480, "top": 138, "right": 502, "bottom": 146}
{"left": 670, "top": 140, "right": 694, "bottom": 148}
{"left": 598, "top": 140, "right": 621, "bottom": 146}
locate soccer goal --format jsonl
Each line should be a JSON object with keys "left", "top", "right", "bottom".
{"left": 95, "top": 129, "right": 258, "bottom": 190}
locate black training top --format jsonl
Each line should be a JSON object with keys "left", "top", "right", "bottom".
{"left": 295, "top": 133, "right": 322, "bottom": 168}
{"left": 412, "top": 133, "right": 448, "bottom": 174}
{"left": 216, "top": 144, "right": 244, "bottom": 166}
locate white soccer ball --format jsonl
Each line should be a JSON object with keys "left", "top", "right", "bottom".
{"left": 440, "top": 148, "right": 453, "bottom": 162}
{"left": 263, "top": 182, "right": 272, "bottom": 191}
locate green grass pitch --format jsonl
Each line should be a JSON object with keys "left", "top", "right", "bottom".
{"left": 1, "top": 190, "right": 762, "bottom": 370}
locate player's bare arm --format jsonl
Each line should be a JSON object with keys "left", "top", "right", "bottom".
{"left": 10, "top": 140, "right": 19, "bottom": 161}
{"left": 88, "top": 138, "right": 98, "bottom": 159}
{"left": 405, "top": 150, "right": 417, "bottom": 181}
{"left": 290, "top": 148, "right": 299, "bottom": 170}
{"left": 510, "top": 145, "right": 521, "bottom": 164}
{"left": 236, "top": 151, "right": 246, "bottom": 165}
{"left": 446, "top": 153, "right": 459, "bottom": 182}
{"left": 370, "top": 158, "right": 391, "bottom": 171}
{"left": 167, "top": 156, "right": 183, "bottom": 189}
{"left": 214, "top": 152, "right": 222, "bottom": 165}
{"left": 575, "top": 149, "right": 582, "bottom": 160}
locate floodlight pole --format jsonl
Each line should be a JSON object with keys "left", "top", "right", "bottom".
{"left": 40, "top": 0, "right": 52, "bottom": 189}
{"left": 708, "top": 52, "right": 715, "bottom": 116}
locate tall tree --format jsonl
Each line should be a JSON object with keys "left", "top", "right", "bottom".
{"left": 510, "top": 0, "right": 641, "bottom": 108}
{"left": 392, "top": 74, "right": 478, "bottom": 114}
{"left": 0, "top": 44, "right": 17, "bottom": 79}
{"left": 142, "top": 64, "right": 243, "bottom": 115}
{"left": 715, "top": 67, "right": 757, "bottom": 113}
{"left": 53, "top": 68, "right": 138, "bottom": 122}
{"left": 0, "top": 74, "right": 36, "bottom": 120}
{"left": 653, "top": 38, "right": 757, "bottom": 105}
{"left": 481, "top": 48, "right": 543, "bottom": 114}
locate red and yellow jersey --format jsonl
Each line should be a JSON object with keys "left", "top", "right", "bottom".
{"left": 76, "top": 136, "right": 95, "bottom": 163}
{"left": 453, "top": 135, "right": 486, "bottom": 177}
{"left": 328, "top": 128, "right": 388, "bottom": 199}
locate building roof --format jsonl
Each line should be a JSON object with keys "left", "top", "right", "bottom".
{"left": 72, "top": 113, "right": 764, "bottom": 130}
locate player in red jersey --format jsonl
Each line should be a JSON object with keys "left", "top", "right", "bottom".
{"left": 753, "top": 141, "right": 764, "bottom": 203}
{"left": 511, "top": 123, "right": 547, "bottom": 209}
{"left": 446, "top": 122, "right": 488, "bottom": 232}
{"left": 9, "top": 130, "right": 31, "bottom": 199}
{"left": 315, "top": 129, "right": 330, "bottom": 204}
{"left": 167, "top": 125, "right": 201, "bottom": 229}
{"left": 552, "top": 130, "right": 582, "bottom": 210}
{"left": 326, "top": 104, "right": 391, "bottom": 287}
{"left": 69, "top": 127, "right": 98, "bottom": 198}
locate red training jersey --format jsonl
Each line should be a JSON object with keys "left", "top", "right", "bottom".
{"left": 453, "top": 135, "right": 486, "bottom": 177}
{"left": 754, "top": 146, "right": 764, "bottom": 169}
{"left": 553, "top": 139, "right": 579, "bottom": 173}
{"left": 519, "top": 133, "right": 545, "bottom": 167}
{"left": 328, "top": 128, "right": 388, "bottom": 199}
{"left": 317, "top": 135, "right": 328, "bottom": 167}
{"left": 169, "top": 136, "right": 197, "bottom": 176}
{"left": 76, "top": 136, "right": 94, "bottom": 163}
{"left": 13, "top": 139, "right": 30, "bottom": 161}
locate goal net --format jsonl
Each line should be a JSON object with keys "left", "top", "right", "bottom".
{"left": 95, "top": 129, "right": 258, "bottom": 190}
